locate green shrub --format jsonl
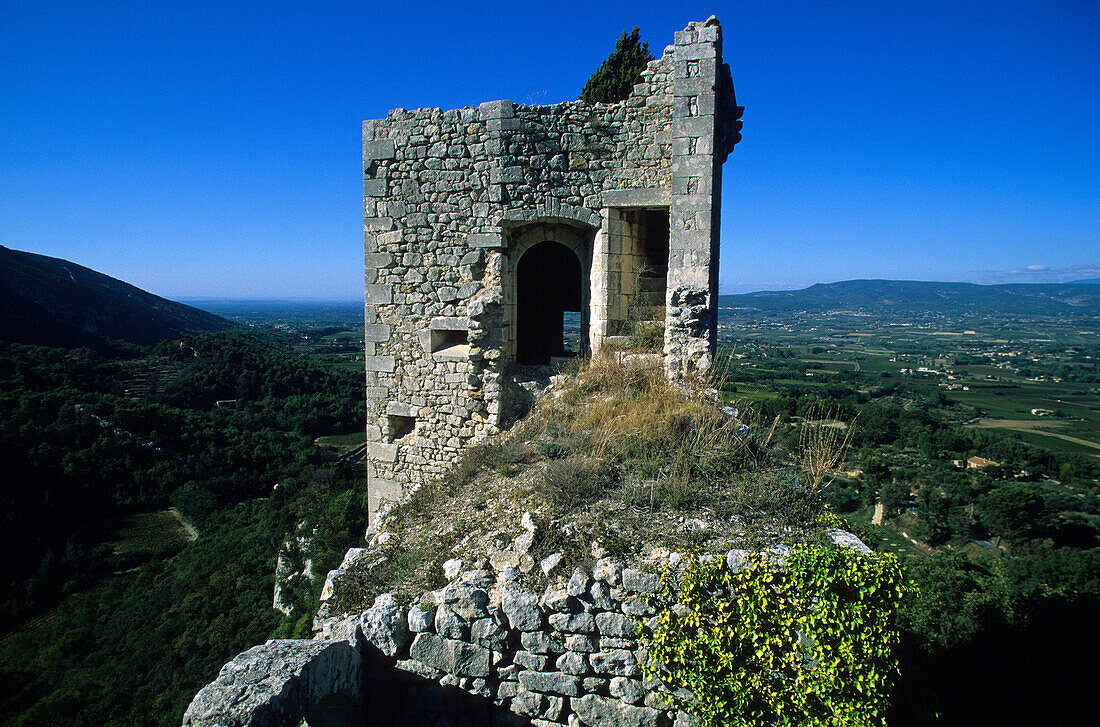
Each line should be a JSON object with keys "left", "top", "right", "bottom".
{"left": 627, "top": 320, "right": 664, "bottom": 353}
{"left": 645, "top": 544, "right": 907, "bottom": 727}
{"left": 580, "top": 27, "right": 654, "bottom": 104}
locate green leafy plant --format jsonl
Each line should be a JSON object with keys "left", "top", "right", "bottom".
{"left": 644, "top": 544, "right": 907, "bottom": 726}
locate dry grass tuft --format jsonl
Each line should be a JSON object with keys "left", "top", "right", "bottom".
{"left": 797, "top": 405, "right": 856, "bottom": 494}
{"left": 529, "top": 351, "right": 770, "bottom": 512}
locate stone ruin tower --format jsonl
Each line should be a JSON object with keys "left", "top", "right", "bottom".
{"left": 363, "top": 18, "right": 742, "bottom": 518}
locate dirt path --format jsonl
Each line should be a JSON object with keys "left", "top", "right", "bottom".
{"left": 169, "top": 507, "right": 199, "bottom": 542}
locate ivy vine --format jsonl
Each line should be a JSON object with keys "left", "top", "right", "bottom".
{"left": 643, "top": 544, "right": 907, "bottom": 726}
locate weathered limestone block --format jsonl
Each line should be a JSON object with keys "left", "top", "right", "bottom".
{"left": 512, "top": 687, "right": 565, "bottom": 721}
{"left": 549, "top": 611, "right": 597, "bottom": 634}
{"left": 623, "top": 596, "right": 656, "bottom": 617}
{"left": 594, "top": 557, "right": 623, "bottom": 586}
{"left": 433, "top": 605, "right": 469, "bottom": 640}
{"left": 590, "top": 580, "right": 617, "bottom": 611}
{"left": 573, "top": 693, "right": 663, "bottom": 727}
{"left": 567, "top": 566, "right": 590, "bottom": 597}
{"left": 407, "top": 604, "right": 435, "bottom": 633}
{"left": 542, "top": 586, "right": 575, "bottom": 613}
{"left": 359, "top": 593, "right": 409, "bottom": 657}
{"left": 622, "top": 569, "right": 661, "bottom": 595}
{"left": 182, "top": 640, "right": 362, "bottom": 727}
{"left": 408, "top": 633, "right": 490, "bottom": 677}
{"left": 513, "top": 650, "right": 549, "bottom": 671}
{"left": 518, "top": 669, "right": 581, "bottom": 697}
{"left": 555, "top": 651, "right": 588, "bottom": 675}
{"left": 502, "top": 587, "right": 542, "bottom": 631}
{"left": 396, "top": 657, "right": 444, "bottom": 680}
{"left": 590, "top": 649, "right": 638, "bottom": 677}
{"left": 611, "top": 676, "right": 647, "bottom": 705}
{"left": 564, "top": 633, "right": 599, "bottom": 653}
{"left": 596, "top": 611, "right": 636, "bottom": 638}
{"left": 471, "top": 616, "right": 508, "bottom": 649}
{"left": 438, "top": 583, "right": 490, "bottom": 620}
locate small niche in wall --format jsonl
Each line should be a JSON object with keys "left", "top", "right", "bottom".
{"left": 431, "top": 328, "right": 469, "bottom": 358}
{"left": 388, "top": 414, "right": 416, "bottom": 443}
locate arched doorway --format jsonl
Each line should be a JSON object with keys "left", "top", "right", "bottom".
{"left": 516, "top": 241, "right": 583, "bottom": 364}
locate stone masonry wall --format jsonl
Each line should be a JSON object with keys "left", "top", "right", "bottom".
{"left": 184, "top": 529, "right": 874, "bottom": 727}
{"left": 320, "top": 557, "right": 692, "bottom": 727}
{"left": 363, "top": 18, "right": 742, "bottom": 519}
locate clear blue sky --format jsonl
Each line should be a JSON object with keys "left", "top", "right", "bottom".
{"left": 1, "top": 1, "right": 1096, "bottom": 299}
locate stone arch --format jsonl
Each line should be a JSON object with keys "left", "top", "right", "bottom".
{"left": 502, "top": 223, "right": 592, "bottom": 365}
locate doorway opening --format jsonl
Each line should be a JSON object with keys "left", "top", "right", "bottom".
{"left": 632, "top": 209, "right": 670, "bottom": 323}
{"left": 516, "top": 241, "right": 583, "bottom": 364}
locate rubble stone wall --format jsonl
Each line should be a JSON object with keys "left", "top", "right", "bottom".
{"left": 185, "top": 532, "right": 872, "bottom": 727}
{"left": 316, "top": 558, "right": 692, "bottom": 727}
{"left": 363, "top": 18, "right": 742, "bottom": 519}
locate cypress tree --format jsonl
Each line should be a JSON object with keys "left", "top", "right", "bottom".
{"left": 580, "top": 27, "right": 654, "bottom": 104}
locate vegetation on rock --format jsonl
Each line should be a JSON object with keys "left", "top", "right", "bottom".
{"left": 646, "top": 545, "right": 906, "bottom": 727}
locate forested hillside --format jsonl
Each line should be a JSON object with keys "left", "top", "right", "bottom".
{"left": 0, "top": 331, "right": 367, "bottom": 726}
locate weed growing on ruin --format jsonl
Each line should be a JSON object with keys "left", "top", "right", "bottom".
{"left": 539, "top": 455, "right": 613, "bottom": 511}
{"left": 798, "top": 405, "right": 857, "bottom": 495}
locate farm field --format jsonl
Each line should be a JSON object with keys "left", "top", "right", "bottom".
{"left": 719, "top": 306, "right": 1100, "bottom": 459}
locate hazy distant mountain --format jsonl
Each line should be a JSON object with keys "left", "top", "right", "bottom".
{"left": 0, "top": 245, "right": 234, "bottom": 349}
{"left": 719, "top": 279, "right": 1100, "bottom": 316}
{"left": 1070, "top": 278, "right": 1100, "bottom": 285}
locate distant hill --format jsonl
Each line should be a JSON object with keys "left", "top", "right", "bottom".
{"left": 0, "top": 245, "right": 234, "bottom": 349}
{"left": 719, "top": 279, "right": 1100, "bottom": 317}
{"left": 1071, "top": 278, "right": 1100, "bottom": 285}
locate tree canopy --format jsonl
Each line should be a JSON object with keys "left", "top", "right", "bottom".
{"left": 580, "top": 27, "right": 654, "bottom": 104}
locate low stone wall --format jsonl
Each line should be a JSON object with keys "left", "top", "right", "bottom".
{"left": 323, "top": 560, "right": 689, "bottom": 727}
{"left": 186, "top": 531, "right": 871, "bottom": 726}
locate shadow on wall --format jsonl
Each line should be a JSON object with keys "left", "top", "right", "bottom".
{"left": 183, "top": 637, "right": 534, "bottom": 727}
{"left": 360, "top": 641, "right": 533, "bottom": 727}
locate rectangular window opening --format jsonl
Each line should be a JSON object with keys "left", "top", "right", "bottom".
{"left": 388, "top": 415, "right": 416, "bottom": 444}
{"left": 636, "top": 208, "right": 669, "bottom": 325}
{"left": 431, "top": 328, "right": 469, "bottom": 358}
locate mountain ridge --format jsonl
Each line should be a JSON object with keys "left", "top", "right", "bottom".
{"left": 0, "top": 245, "right": 235, "bottom": 350}
{"left": 719, "top": 279, "right": 1100, "bottom": 316}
